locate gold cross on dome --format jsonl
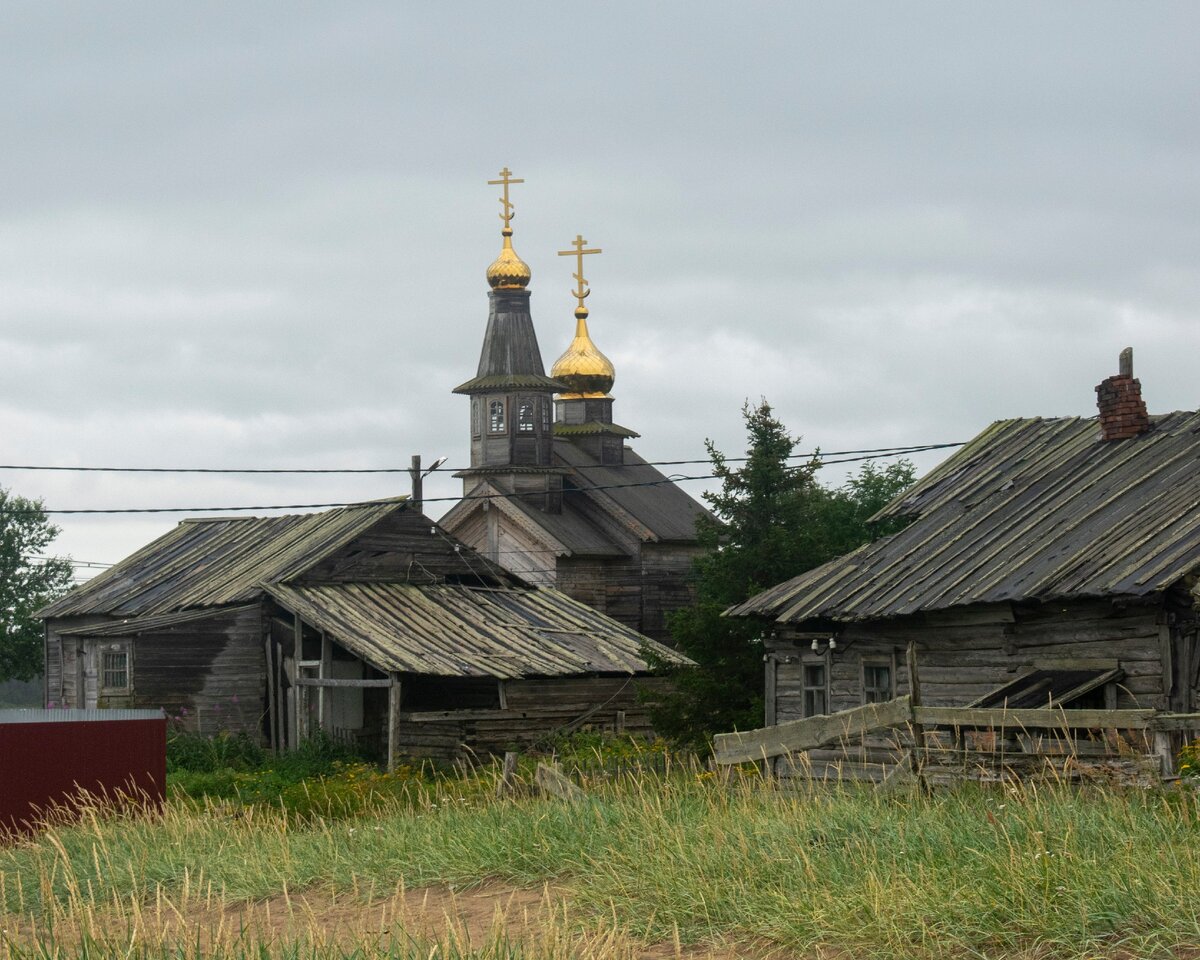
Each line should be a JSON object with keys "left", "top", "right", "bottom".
{"left": 487, "top": 167, "right": 525, "bottom": 229}
{"left": 557, "top": 234, "right": 602, "bottom": 308}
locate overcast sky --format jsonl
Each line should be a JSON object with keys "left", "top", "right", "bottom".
{"left": 2, "top": 3, "right": 1198, "bottom": 577}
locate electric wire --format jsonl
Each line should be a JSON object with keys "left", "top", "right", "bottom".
{"left": 0, "top": 448, "right": 933, "bottom": 517}
{"left": 0, "top": 442, "right": 961, "bottom": 476}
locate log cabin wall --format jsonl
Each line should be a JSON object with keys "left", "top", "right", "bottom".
{"left": 44, "top": 615, "right": 123, "bottom": 709}
{"left": 386, "top": 675, "right": 670, "bottom": 761}
{"left": 768, "top": 596, "right": 1178, "bottom": 726}
{"left": 638, "top": 543, "right": 702, "bottom": 641}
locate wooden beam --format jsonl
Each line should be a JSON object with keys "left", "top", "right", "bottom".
{"left": 318, "top": 632, "right": 332, "bottom": 732}
{"left": 387, "top": 673, "right": 402, "bottom": 773}
{"left": 264, "top": 635, "right": 278, "bottom": 754}
{"left": 291, "top": 611, "right": 304, "bottom": 749}
{"left": 294, "top": 677, "right": 394, "bottom": 689}
{"left": 764, "top": 654, "right": 777, "bottom": 727}
{"left": 1148, "top": 712, "right": 1200, "bottom": 732}
{"left": 914, "top": 706, "right": 1156, "bottom": 729}
{"left": 712, "top": 696, "right": 912, "bottom": 765}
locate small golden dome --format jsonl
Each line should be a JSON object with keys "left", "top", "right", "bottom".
{"left": 486, "top": 227, "right": 531, "bottom": 290}
{"left": 551, "top": 307, "right": 615, "bottom": 397}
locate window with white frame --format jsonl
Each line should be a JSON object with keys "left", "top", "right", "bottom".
{"left": 517, "top": 399, "right": 535, "bottom": 432}
{"left": 488, "top": 399, "right": 506, "bottom": 433}
{"left": 100, "top": 644, "right": 130, "bottom": 693}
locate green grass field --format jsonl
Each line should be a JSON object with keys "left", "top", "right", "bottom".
{"left": 3, "top": 750, "right": 1200, "bottom": 959}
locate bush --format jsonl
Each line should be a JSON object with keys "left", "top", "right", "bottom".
{"left": 1179, "top": 737, "right": 1200, "bottom": 778}
{"left": 166, "top": 730, "right": 266, "bottom": 773}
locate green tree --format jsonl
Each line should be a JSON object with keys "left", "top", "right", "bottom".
{"left": 646, "top": 401, "right": 916, "bottom": 748}
{"left": 0, "top": 488, "right": 73, "bottom": 682}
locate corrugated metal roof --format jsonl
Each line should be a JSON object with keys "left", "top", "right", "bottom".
{"left": 0, "top": 709, "right": 165, "bottom": 724}
{"left": 731, "top": 412, "right": 1200, "bottom": 624}
{"left": 265, "top": 581, "right": 691, "bottom": 678}
{"left": 40, "top": 500, "right": 409, "bottom": 618}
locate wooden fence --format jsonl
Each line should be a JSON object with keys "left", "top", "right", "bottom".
{"left": 712, "top": 696, "right": 1200, "bottom": 781}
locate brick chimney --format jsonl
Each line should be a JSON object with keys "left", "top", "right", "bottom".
{"left": 1095, "top": 347, "right": 1150, "bottom": 441}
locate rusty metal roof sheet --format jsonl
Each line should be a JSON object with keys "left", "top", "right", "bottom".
{"left": 40, "top": 500, "right": 413, "bottom": 618}
{"left": 730, "top": 412, "right": 1200, "bottom": 624}
{"left": 264, "top": 581, "right": 691, "bottom": 678}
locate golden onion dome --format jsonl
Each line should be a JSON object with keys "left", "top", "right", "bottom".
{"left": 551, "top": 306, "right": 615, "bottom": 397}
{"left": 486, "top": 227, "right": 531, "bottom": 290}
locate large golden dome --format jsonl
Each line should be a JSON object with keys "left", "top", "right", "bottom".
{"left": 551, "top": 306, "right": 615, "bottom": 398}
{"left": 486, "top": 227, "right": 531, "bottom": 290}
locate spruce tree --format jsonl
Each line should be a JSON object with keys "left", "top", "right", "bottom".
{"left": 646, "top": 400, "right": 915, "bottom": 748}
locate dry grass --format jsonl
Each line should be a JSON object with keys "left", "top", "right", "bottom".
{"left": 2, "top": 765, "right": 1200, "bottom": 958}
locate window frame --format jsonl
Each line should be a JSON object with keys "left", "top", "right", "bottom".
{"left": 99, "top": 642, "right": 132, "bottom": 695}
{"left": 488, "top": 398, "right": 507, "bottom": 434}
{"left": 516, "top": 397, "right": 536, "bottom": 433}
{"left": 801, "top": 656, "right": 830, "bottom": 718}
{"left": 471, "top": 398, "right": 482, "bottom": 438}
{"left": 861, "top": 657, "right": 894, "bottom": 705}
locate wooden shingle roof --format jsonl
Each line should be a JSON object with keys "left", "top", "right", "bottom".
{"left": 731, "top": 412, "right": 1200, "bottom": 624}
{"left": 265, "top": 581, "right": 689, "bottom": 678}
{"left": 39, "top": 499, "right": 513, "bottom": 619}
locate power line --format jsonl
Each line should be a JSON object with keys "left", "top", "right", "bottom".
{"left": 0, "top": 443, "right": 961, "bottom": 476}
{"left": 0, "top": 448, "right": 935, "bottom": 517}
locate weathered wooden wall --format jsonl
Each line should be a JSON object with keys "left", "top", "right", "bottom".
{"left": 296, "top": 510, "right": 504, "bottom": 586}
{"left": 44, "top": 615, "right": 122, "bottom": 709}
{"left": 119, "top": 606, "right": 265, "bottom": 735}
{"left": 386, "top": 675, "right": 670, "bottom": 761}
{"left": 762, "top": 595, "right": 1200, "bottom": 780}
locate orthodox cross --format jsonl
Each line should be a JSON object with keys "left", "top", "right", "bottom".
{"left": 557, "top": 234, "right": 602, "bottom": 309}
{"left": 487, "top": 167, "right": 524, "bottom": 229}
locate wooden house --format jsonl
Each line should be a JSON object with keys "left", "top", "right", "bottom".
{"left": 440, "top": 182, "right": 708, "bottom": 640}
{"left": 39, "top": 499, "right": 689, "bottom": 764}
{"left": 729, "top": 351, "right": 1200, "bottom": 776}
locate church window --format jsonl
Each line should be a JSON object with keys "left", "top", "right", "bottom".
{"left": 471, "top": 399, "right": 481, "bottom": 438}
{"left": 542, "top": 400, "right": 551, "bottom": 430}
{"left": 517, "top": 399, "right": 535, "bottom": 433}
{"left": 489, "top": 400, "right": 506, "bottom": 433}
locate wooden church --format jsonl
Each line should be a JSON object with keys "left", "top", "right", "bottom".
{"left": 440, "top": 170, "right": 708, "bottom": 641}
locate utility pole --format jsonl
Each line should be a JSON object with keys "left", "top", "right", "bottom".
{"left": 409, "top": 454, "right": 422, "bottom": 512}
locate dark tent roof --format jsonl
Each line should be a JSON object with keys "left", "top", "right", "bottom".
{"left": 555, "top": 442, "right": 709, "bottom": 544}
{"left": 731, "top": 411, "right": 1200, "bottom": 624}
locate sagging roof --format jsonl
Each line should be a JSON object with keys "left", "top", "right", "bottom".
{"left": 555, "top": 442, "right": 710, "bottom": 544}
{"left": 40, "top": 499, "right": 515, "bottom": 619}
{"left": 730, "top": 411, "right": 1200, "bottom": 624}
{"left": 266, "top": 581, "right": 688, "bottom": 678}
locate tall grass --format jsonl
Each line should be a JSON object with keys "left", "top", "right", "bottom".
{"left": 3, "top": 764, "right": 1199, "bottom": 958}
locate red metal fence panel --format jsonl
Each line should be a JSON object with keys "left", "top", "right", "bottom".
{"left": 0, "top": 709, "right": 166, "bottom": 835}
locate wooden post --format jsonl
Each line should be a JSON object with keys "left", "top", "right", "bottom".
{"left": 409, "top": 454, "right": 422, "bottom": 512}
{"left": 387, "top": 673, "right": 402, "bottom": 773}
{"left": 764, "top": 653, "right": 778, "bottom": 727}
{"left": 495, "top": 750, "right": 519, "bottom": 797}
{"left": 906, "top": 641, "right": 929, "bottom": 787}
{"left": 275, "top": 641, "right": 287, "bottom": 751}
{"left": 319, "top": 632, "right": 332, "bottom": 732}
{"left": 292, "top": 613, "right": 304, "bottom": 748}
{"left": 264, "top": 635, "right": 278, "bottom": 754}
{"left": 1153, "top": 731, "right": 1176, "bottom": 778}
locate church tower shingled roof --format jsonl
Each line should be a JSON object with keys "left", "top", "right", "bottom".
{"left": 452, "top": 169, "right": 567, "bottom": 508}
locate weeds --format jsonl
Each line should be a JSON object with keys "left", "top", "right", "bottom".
{"left": 3, "top": 764, "right": 1200, "bottom": 958}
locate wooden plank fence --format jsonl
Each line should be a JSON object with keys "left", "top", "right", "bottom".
{"left": 712, "top": 696, "right": 1200, "bottom": 768}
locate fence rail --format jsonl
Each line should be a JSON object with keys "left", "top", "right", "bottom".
{"left": 712, "top": 697, "right": 1200, "bottom": 767}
